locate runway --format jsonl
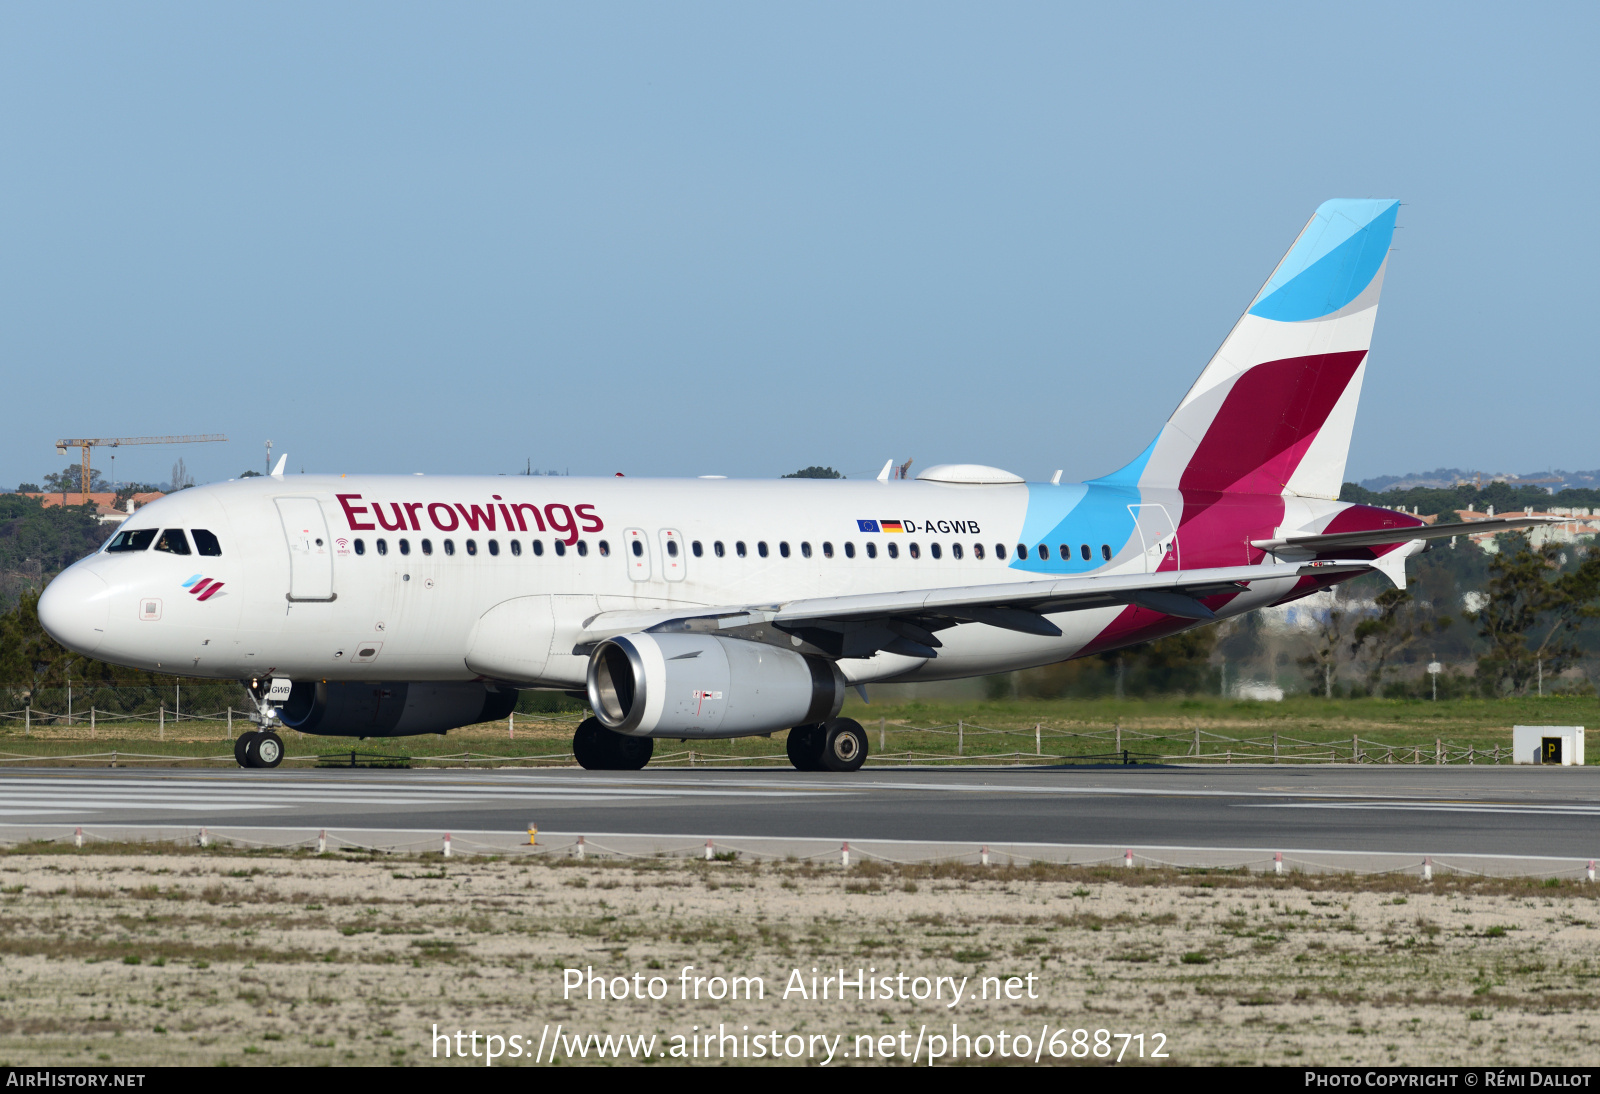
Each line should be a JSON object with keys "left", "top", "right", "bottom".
{"left": 0, "top": 764, "right": 1596, "bottom": 859}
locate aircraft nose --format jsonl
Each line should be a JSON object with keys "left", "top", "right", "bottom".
{"left": 38, "top": 566, "right": 111, "bottom": 655}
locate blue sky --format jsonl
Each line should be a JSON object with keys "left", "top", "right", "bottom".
{"left": 2, "top": 3, "right": 1594, "bottom": 488}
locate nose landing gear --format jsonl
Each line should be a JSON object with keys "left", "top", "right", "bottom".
{"left": 235, "top": 677, "right": 286, "bottom": 769}
{"left": 234, "top": 730, "right": 284, "bottom": 768}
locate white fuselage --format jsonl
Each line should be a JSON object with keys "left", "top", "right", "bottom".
{"left": 40, "top": 472, "right": 1342, "bottom": 691}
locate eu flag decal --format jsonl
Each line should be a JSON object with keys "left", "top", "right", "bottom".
{"left": 856, "top": 519, "right": 880, "bottom": 533}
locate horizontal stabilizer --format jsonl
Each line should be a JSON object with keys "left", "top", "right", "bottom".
{"left": 1253, "top": 516, "right": 1561, "bottom": 553}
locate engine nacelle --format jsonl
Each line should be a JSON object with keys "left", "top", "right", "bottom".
{"left": 586, "top": 633, "right": 845, "bottom": 738}
{"left": 277, "top": 681, "right": 518, "bottom": 737}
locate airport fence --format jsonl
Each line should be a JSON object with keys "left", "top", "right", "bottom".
{"left": 0, "top": 702, "right": 1525, "bottom": 766}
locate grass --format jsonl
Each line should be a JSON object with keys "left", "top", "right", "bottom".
{"left": 0, "top": 693, "right": 1593, "bottom": 766}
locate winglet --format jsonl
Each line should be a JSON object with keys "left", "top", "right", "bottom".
{"left": 876, "top": 460, "right": 894, "bottom": 482}
{"left": 270, "top": 454, "right": 288, "bottom": 478}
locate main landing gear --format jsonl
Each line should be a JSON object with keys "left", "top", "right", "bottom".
{"left": 234, "top": 730, "right": 284, "bottom": 769}
{"left": 572, "top": 717, "right": 654, "bottom": 771}
{"left": 786, "top": 718, "right": 868, "bottom": 773}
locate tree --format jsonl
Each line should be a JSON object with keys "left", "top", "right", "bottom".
{"left": 1473, "top": 536, "right": 1600, "bottom": 695}
{"left": 1349, "top": 587, "right": 1451, "bottom": 692}
{"left": 1298, "top": 587, "right": 1356, "bottom": 697}
{"left": 42, "top": 464, "right": 108, "bottom": 499}
{"left": 239, "top": 470, "right": 262, "bottom": 478}
{"left": 783, "top": 466, "right": 843, "bottom": 479}
{"left": 16, "top": 483, "right": 40, "bottom": 493}
{"left": 170, "top": 458, "right": 194, "bottom": 490}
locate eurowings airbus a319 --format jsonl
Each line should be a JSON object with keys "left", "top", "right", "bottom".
{"left": 38, "top": 199, "right": 1546, "bottom": 771}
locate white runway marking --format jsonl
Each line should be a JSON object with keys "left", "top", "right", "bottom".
{"left": 0, "top": 774, "right": 838, "bottom": 817}
{"left": 1244, "top": 801, "right": 1600, "bottom": 817}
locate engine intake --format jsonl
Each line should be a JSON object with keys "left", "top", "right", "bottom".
{"left": 277, "top": 681, "right": 517, "bottom": 737}
{"left": 586, "top": 633, "right": 844, "bottom": 738}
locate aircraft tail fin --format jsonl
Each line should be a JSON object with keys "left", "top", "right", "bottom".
{"left": 1095, "top": 199, "right": 1399, "bottom": 499}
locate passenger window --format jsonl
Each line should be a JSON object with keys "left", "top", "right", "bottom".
{"left": 779, "top": 542, "right": 790, "bottom": 558}
{"left": 865, "top": 542, "right": 877, "bottom": 559}
{"left": 1081, "top": 543, "right": 1091, "bottom": 561}
{"left": 996, "top": 544, "right": 1007, "bottom": 560}
{"left": 1059, "top": 544, "right": 1070, "bottom": 561}
{"left": 822, "top": 541, "right": 833, "bottom": 558}
{"left": 577, "top": 540, "right": 588, "bottom": 556}
{"left": 844, "top": 542, "right": 855, "bottom": 559}
{"left": 973, "top": 543, "right": 984, "bottom": 560}
{"left": 1101, "top": 544, "right": 1111, "bottom": 561}
{"left": 632, "top": 540, "right": 644, "bottom": 557}
{"left": 800, "top": 542, "right": 812, "bottom": 559}
{"left": 154, "top": 529, "right": 191, "bottom": 555}
{"left": 465, "top": 539, "right": 477, "bottom": 556}
{"left": 422, "top": 539, "right": 434, "bottom": 555}
{"left": 714, "top": 541, "right": 726, "bottom": 557}
{"left": 1016, "top": 544, "right": 1027, "bottom": 560}
{"left": 399, "top": 538, "right": 411, "bottom": 555}
{"left": 931, "top": 543, "right": 942, "bottom": 560}
{"left": 887, "top": 542, "right": 899, "bottom": 559}
{"left": 1038, "top": 544, "right": 1048, "bottom": 560}
{"left": 192, "top": 529, "right": 222, "bottom": 556}
{"left": 488, "top": 539, "right": 499, "bottom": 556}
{"left": 908, "top": 542, "right": 920, "bottom": 559}
{"left": 376, "top": 539, "right": 388, "bottom": 556}
{"left": 106, "top": 528, "right": 157, "bottom": 552}
{"left": 554, "top": 540, "right": 567, "bottom": 556}
{"left": 598, "top": 540, "right": 610, "bottom": 557}
{"left": 667, "top": 540, "right": 679, "bottom": 557}
{"left": 444, "top": 539, "right": 456, "bottom": 556}
{"left": 532, "top": 540, "right": 544, "bottom": 556}
{"left": 510, "top": 540, "right": 522, "bottom": 556}
{"left": 758, "top": 542, "right": 769, "bottom": 558}
{"left": 692, "top": 541, "right": 703, "bottom": 558}
{"left": 354, "top": 539, "right": 366, "bottom": 556}
{"left": 951, "top": 543, "right": 962, "bottom": 560}
{"left": 736, "top": 541, "right": 747, "bottom": 558}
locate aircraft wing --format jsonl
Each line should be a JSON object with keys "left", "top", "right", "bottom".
{"left": 1251, "top": 515, "right": 1561, "bottom": 554}
{"left": 579, "top": 558, "right": 1374, "bottom": 660}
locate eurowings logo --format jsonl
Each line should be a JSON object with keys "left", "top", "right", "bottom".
{"left": 181, "top": 574, "right": 226, "bottom": 601}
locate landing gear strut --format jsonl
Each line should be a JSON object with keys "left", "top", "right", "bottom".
{"left": 572, "top": 717, "right": 654, "bottom": 771}
{"left": 235, "top": 678, "right": 285, "bottom": 769}
{"left": 787, "top": 718, "right": 868, "bottom": 772}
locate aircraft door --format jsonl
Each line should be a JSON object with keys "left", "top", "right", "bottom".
{"left": 658, "top": 529, "right": 685, "bottom": 582}
{"left": 624, "top": 529, "right": 651, "bottom": 582}
{"left": 276, "top": 497, "right": 336, "bottom": 600}
{"left": 1127, "top": 503, "right": 1180, "bottom": 573}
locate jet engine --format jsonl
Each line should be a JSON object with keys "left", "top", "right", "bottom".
{"left": 276, "top": 681, "right": 518, "bottom": 737}
{"left": 586, "top": 633, "right": 844, "bottom": 738}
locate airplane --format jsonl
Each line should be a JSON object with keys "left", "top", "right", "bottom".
{"left": 36, "top": 199, "right": 1552, "bottom": 771}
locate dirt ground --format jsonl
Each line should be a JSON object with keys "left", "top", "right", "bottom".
{"left": 1, "top": 847, "right": 1597, "bottom": 1067}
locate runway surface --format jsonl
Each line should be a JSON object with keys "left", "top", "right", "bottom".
{"left": 0, "top": 764, "right": 1596, "bottom": 858}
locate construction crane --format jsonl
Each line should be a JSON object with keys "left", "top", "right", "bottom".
{"left": 54, "top": 435, "right": 228, "bottom": 505}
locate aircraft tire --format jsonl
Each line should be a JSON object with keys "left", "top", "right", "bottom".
{"left": 246, "top": 732, "right": 285, "bottom": 769}
{"left": 572, "top": 718, "right": 608, "bottom": 770}
{"left": 605, "top": 731, "right": 654, "bottom": 771}
{"left": 785, "top": 725, "right": 824, "bottom": 771}
{"left": 233, "top": 734, "right": 252, "bottom": 768}
{"left": 819, "top": 718, "right": 868, "bottom": 773}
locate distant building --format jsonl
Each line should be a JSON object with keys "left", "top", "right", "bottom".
{"left": 20, "top": 491, "right": 165, "bottom": 525}
{"left": 1450, "top": 508, "right": 1600, "bottom": 552}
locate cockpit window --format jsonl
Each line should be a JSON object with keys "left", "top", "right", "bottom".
{"left": 153, "top": 529, "right": 191, "bottom": 555}
{"left": 192, "top": 529, "right": 222, "bottom": 556}
{"left": 106, "top": 528, "right": 157, "bottom": 552}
